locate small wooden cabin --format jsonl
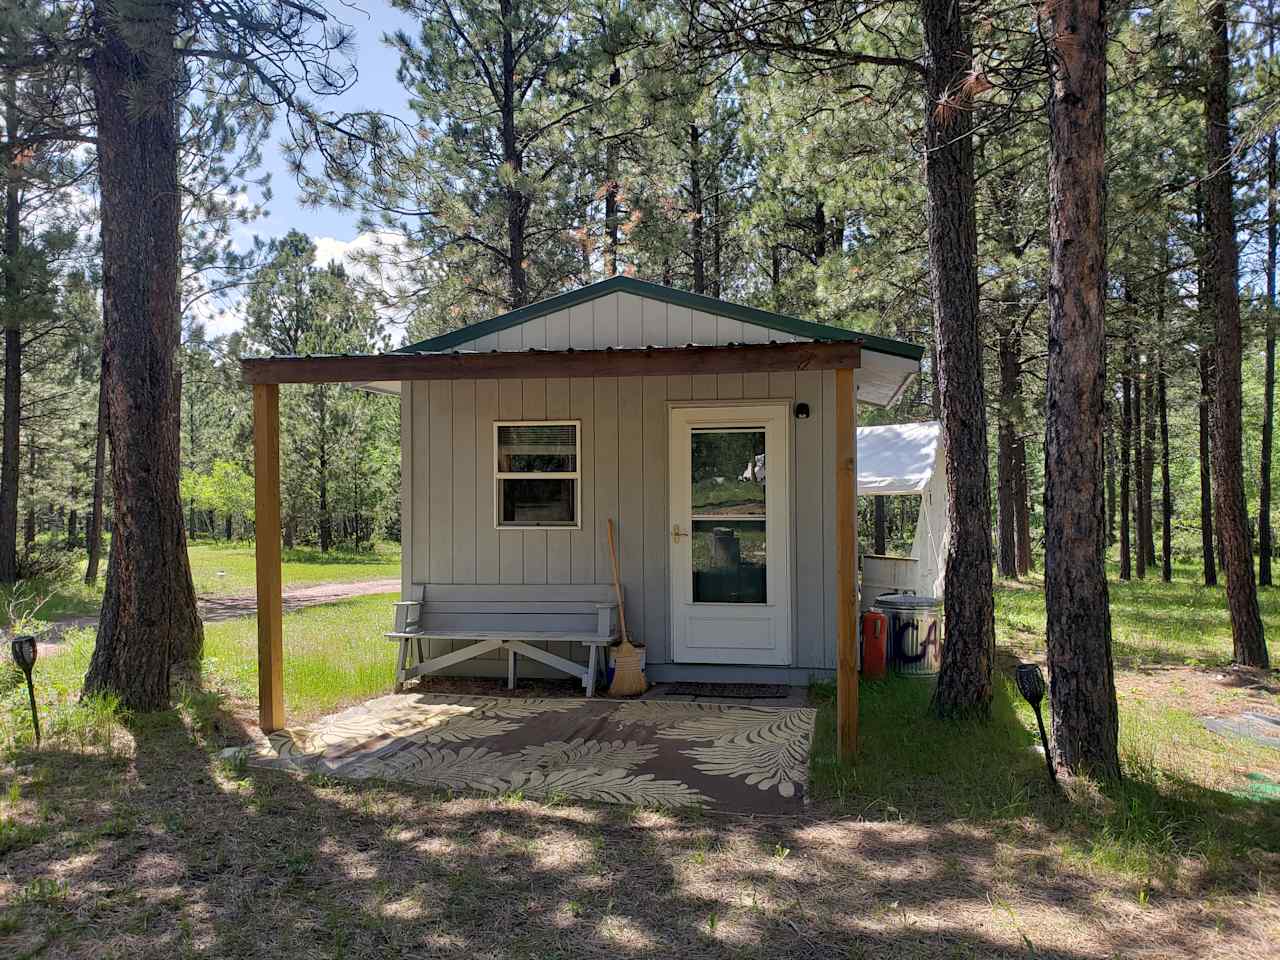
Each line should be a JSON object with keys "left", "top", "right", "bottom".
{"left": 242, "top": 276, "right": 922, "bottom": 737}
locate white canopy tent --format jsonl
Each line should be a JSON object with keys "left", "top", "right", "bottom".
{"left": 857, "top": 421, "right": 947, "bottom": 599}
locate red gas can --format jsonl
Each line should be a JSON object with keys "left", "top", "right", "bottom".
{"left": 860, "top": 610, "right": 888, "bottom": 680}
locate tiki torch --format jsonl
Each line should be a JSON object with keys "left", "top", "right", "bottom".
{"left": 1015, "top": 662, "right": 1056, "bottom": 786}
{"left": 10, "top": 635, "right": 40, "bottom": 746}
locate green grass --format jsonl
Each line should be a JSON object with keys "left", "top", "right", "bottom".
{"left": 807, "top": 562, "right": 1280, "bottom": 886}
{"left": 995, "top": 561, "right": 1280, "bottom": 666}
{"left": 1, "top": 540, "right": 400, "bottom": 630}
{"left": 187, "top": 540, "right": 401, "bottom": 596}
{"left": 6, "top": 557, "right": 1280, "bottom": 896}
{"left": 807, "top": 674, "right": 1280, "bottom": 887}
{"left": 203, "top": 592, "right": 398, "bottom": 720}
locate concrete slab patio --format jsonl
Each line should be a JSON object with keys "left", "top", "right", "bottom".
{"left": 230, "top": 692, "right": 817, "bottom": 813}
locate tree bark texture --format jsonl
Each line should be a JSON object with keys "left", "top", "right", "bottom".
{"left": 1141, "top": 369, "right": 1156, "bottom": 570}
{"left": 1192, "top": 343, "right": 1213, "bottom": 586}
{"left": 920, "top": 0, "right": 995, "bottom": 719}
{"left": 1133, "top": 354, "right": 1146, "bottom": 580}
{"left": 689, "top": 123, "right": 705, "bottom": 295}
{"left": 1120, "top": 350, "right": 1132, "bottom": 581}
{"left": 1043, "top": 0, "right": 1120, "bottom": 779}
{"left": 499, "top": 0, "right": 528, "bottom": 308}
{"left": 85, "top": 356, "right": 108, "bottom": 584}
{"left": 1014, "top": 439, "right": 1033, "bottom": 572}
{"left": 996, "top": 325, "right": 1020, "bottom": 578}
{"left": 1158, "top": 350, "right": 1173, "bottom": 583}
{"left": 83, "top": 3, "right": 204, "bottom": 711}
{"left": 1262, "top": 66, "right": 1277, "bottom": 587}
{"left": 1204, "top": 0, "right": 1268, "bottom": 667}
{"left": 1105, "top": 412, "right": 1117, "bottom": 547}
{"left": 0, "top": 81, "right": 20, "bottom": 585}
{"left": 873, "top": 495, "right": 886, "bottom": 554}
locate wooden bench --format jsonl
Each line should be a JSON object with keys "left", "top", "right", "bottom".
{"left": 386, "top": 584, "right": 620, "bottom": 696}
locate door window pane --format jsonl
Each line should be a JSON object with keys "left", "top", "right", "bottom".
{"left": 692, "top": 519, "right": 767, "bottom": 603}
{"left": 691, "top": 429, "right": 765, "bottom": 516}
{"left": 690, "top": 428, "right": 767, "bottom": 604}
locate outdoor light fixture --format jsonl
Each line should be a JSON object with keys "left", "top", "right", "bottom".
{"left": 794, "top": 402, "right": 810, "bottom": 420}
{"left": 1015, "top": 662, "right": 1056, "bottom": 787}
{"left": 10, "top": 635, "right": 40, "bottom": 746}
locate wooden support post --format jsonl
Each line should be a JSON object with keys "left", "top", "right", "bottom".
{"left": 253, "top": 383, "right": 284, "bottom": 732}
{"left": 835, "top": 367, "right": 859, "bottom": 761}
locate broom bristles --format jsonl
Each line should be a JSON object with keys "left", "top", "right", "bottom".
{"left": 608, "top": 638, "right": 647, "bottom": 697}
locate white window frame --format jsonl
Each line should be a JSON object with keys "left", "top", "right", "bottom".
{"left": 494, "top": 419, "right": 582, "bottom": 530}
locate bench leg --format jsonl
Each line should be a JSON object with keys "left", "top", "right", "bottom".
{"left": 585, "top": 646, "right": 598, "bottom": 698}
{"left": 394, "top": 639, "right": 410, "bottom": 693}
{"left": 507, "top": 647, "right": 516, "bottom": 691}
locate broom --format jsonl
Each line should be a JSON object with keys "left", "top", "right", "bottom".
{"left": 606, "top": 518, "right": 647, "bottom": 697}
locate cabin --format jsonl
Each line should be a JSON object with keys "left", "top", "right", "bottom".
{"left": 241, "top": 276, "right": 923, "bottom": 750}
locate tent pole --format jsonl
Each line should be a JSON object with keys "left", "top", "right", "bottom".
{"left": 836, "top": 367, "right": 859, "bottom": 761}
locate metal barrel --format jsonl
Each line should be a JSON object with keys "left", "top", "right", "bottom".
{"left": 873, "top": 594, "right": 943, "bottom": 677}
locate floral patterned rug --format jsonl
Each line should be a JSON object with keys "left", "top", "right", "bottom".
{"left": 235, "top": 693, "right": 817, "bottom": 813}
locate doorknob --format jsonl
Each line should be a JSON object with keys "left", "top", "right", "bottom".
{"left": 672, "top": 524, "right": 688, "bottom": 543}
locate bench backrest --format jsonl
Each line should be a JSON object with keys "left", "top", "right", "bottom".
{"left": 405, "top": 583, "right": 618, "bottom": 636}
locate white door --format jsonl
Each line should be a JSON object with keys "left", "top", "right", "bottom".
{"left": 669, "top": 404, "right": 791, "bottom": 665}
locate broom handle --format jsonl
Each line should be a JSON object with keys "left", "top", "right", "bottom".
{"left": 606, "top": 518, "right": 630, "bottom": 645}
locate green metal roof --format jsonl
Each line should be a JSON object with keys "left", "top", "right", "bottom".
{"left": 395, "top": 276, "right": 923, "bottom": 362}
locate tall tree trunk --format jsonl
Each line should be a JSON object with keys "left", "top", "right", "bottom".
{"left": 813, "top": 201, "right": 827, "bottom": 261}
{"left": 1261, "top": 19, "right": 1277, "bottom": 587}
{"left": 1158, "top": 349, "right": 1173, "bottom": 583}
{"left": 1199, "top": 345, "right": 1217, "bottom": 586}
{"left": 921, "top": 0, "right": 995, "bottom": 719}
{"left": 1132, "top": 351, "right": 1146, "bottom": 580}
{"left": 996, "top": 321, "right": 1021, "bottom": 578}
{"left": 83, "top": 3, "right": 204, "bottom": 710}
{"left": 711, "top": 190, "right": 722, "bottom": 298}
{"left": 689, "top": 123, "right": 705, "bottom": 294}
{"left": 996, "top": 414, "right": 1018, "bottom": 578}
{"left": 1043, "top": 0, "right": 1119, "bottom": 780}
{"left": 604, "top": 62, "right": 621, "bottom": 278}
{"left": 499, "top": 4, "right": 527, "bottom": 308}
{"left": 22, "top": 433, "right": 34, "bottom": 546}
{"left": 1013, "top": 437, "right": 1033, "bottom": 574}
{"left": 85, "top": 366, "right": 107, "bottom": 585}
{"left": 873, "top": 496, "right": 886, "bottom": 554}
{"left": 1142, "top": 368, "right": 1156, "bottom": 569}
{"left": 1204, "top": 0, "right": 1268, "bottom": 667}
{"left": 1105, "top": 409, "right": 1117, "bottom": 547}
{"left": 0, "top": 79, "right": 21, "bottom": 585}
{"left": 1120, "top": 348, "right": 1132, "bottom": 581}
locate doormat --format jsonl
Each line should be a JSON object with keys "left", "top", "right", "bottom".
{"left": 666, "top": 682, "right": 790, "bottom": 699}
{"left": 1202, "top": 711, "right": 1280, "bottom": 750}
{"left": 234, "top": 693, "right": 817, "bottom": 814}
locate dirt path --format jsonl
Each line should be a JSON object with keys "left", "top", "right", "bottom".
{"left": 36, "top": 578, "right": 401, "bottom": 651}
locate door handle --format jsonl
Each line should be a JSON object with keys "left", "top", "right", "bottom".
{"left": 672, "top": 524, "right": 688, "bottom": 543}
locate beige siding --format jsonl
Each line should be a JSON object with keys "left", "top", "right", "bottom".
{"left": 401, "top": 369, "right": 846, "bottom": 670}
{"left": 452, "top": 291, "right": 807, "bottom": 353}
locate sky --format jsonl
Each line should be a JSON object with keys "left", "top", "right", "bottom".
{"left": 210, "top": 2, "right": 419, "bottom": 333}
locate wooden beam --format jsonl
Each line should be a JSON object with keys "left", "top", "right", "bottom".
{"left": 241, "top": 340, "right": 862, "bottom": 386}
{"left": 835, "top": 367, "right": 859, "bottom": 761}
{"left": 252, "top": 383, "right": 284, "bottom": 733}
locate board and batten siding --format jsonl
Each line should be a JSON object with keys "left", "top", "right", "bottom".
{"left": 460, "top": 290, "right": 808, "bottom": 353}
{"left": 400, "top": 369, "right": 845, "bottom": 676}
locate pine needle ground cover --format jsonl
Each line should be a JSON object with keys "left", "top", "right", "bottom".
{"left": 2, "top": 576, "right": 1279, "bottom": 958}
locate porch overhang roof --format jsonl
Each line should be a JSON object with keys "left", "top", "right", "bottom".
{"left": 241, "top": 339, "right": 863, "bottom": 387}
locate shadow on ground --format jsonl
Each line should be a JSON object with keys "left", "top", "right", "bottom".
{"left": 2, "top": 681, "right": 1276, "bottom": 959}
